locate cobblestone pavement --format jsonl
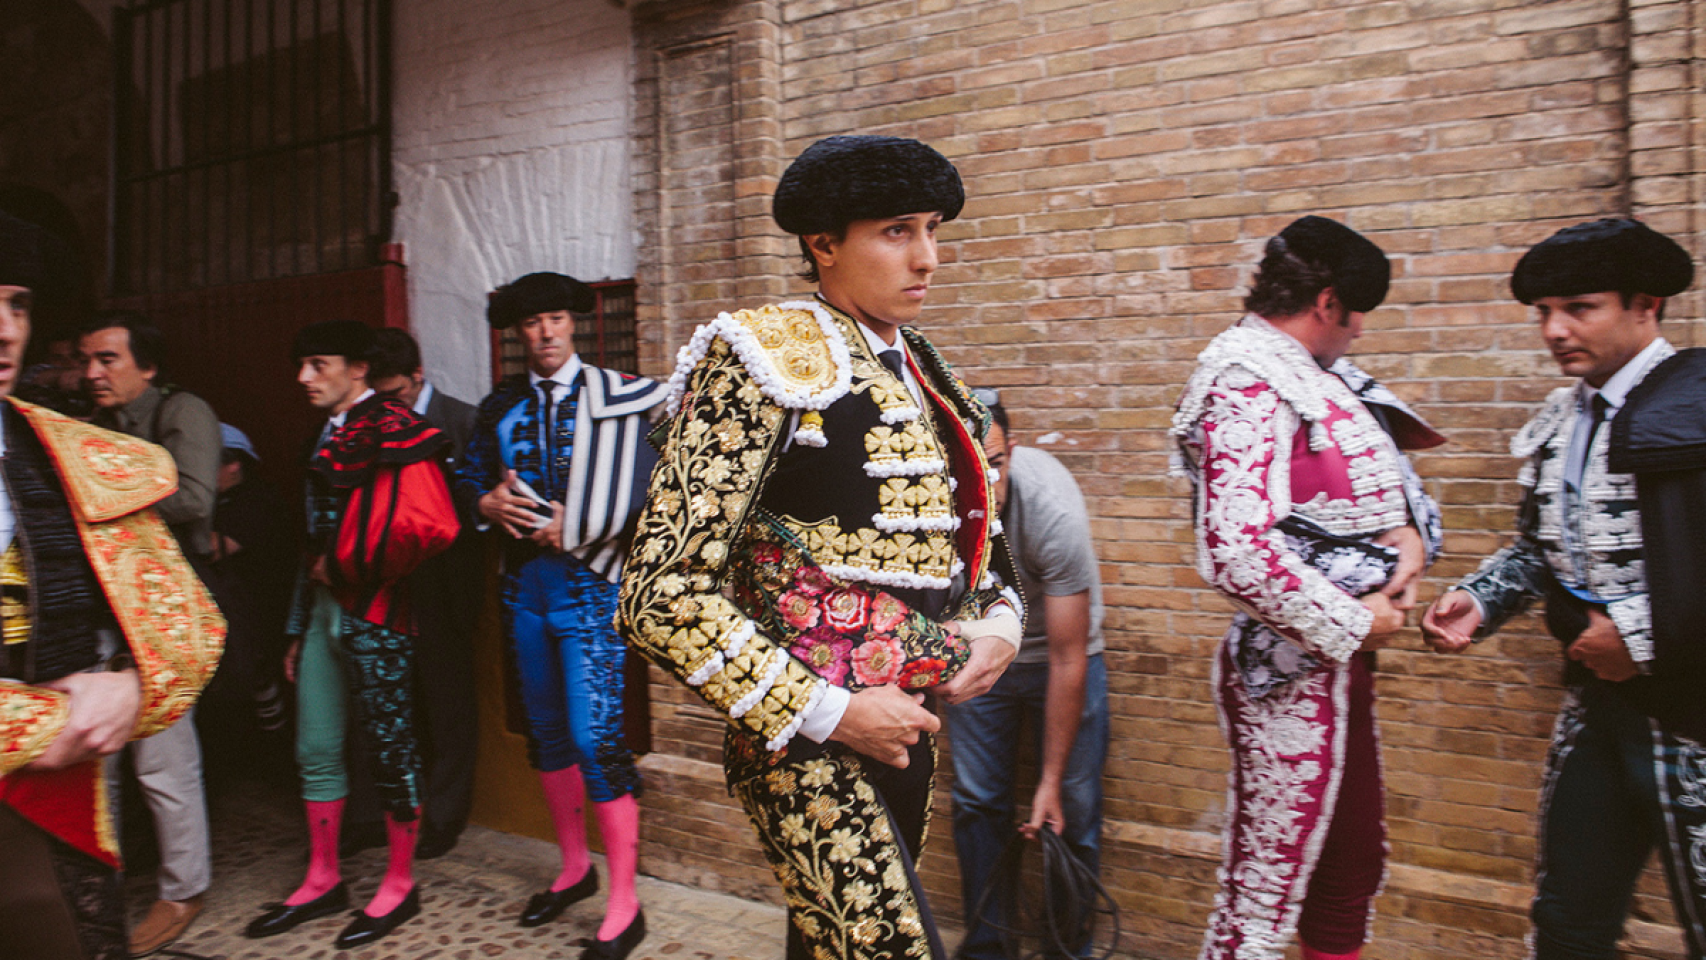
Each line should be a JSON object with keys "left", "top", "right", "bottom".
{"left": 123, "top": 775, "right": 788, "bottom": 960}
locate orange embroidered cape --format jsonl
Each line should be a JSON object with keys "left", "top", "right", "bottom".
{"left": 0, "top": 399, "right": 226, "bottom": 866}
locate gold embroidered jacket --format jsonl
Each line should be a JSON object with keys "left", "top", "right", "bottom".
{"left": 0, "top": 399, "right": 226, "bottom": 865}
{"left": 617, "top": 300, "right": 1015, "bottom": 762}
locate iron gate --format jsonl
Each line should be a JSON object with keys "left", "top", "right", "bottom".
{"left": 111, "top": 0, "right": 392, "bottom": 295}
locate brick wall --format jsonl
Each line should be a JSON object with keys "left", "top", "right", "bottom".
{"left": 627, "top": 1, "right": 1702, "bottom": 958}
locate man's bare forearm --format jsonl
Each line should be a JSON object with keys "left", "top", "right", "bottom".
{"left": 1038, "top": 591, "right": 1091, "bottom": 789}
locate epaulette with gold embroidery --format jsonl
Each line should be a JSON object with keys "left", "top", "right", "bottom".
{"left": 665, "top": 301, "right": 851, "bottom": 420}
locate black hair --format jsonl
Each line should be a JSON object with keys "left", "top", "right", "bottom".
{"left": 80, "top": 310, "right": 166, "bottom": 374}
{"left": 1243, "top": 237, "right": 1338, "bottom": 319}
{"left": 797, "top": 230, "right": 846, "bottom": 285}
{"left": 369, "top": 327, "right": 423, "bottom": 382}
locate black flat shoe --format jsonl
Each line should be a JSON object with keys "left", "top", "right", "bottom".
{"left": 519, "top": 866, "right": 599, "bottom": 927}
{"left": 245, "top": 883, "right": 350, "bottom": 939}
{"left": 580, "top": 909, "right": 646, "bottom": 960}
{"left": 334, "top": 887, "right": 421, "bottom": 950}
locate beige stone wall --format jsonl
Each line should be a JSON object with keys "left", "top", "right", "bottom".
{"left": 627, "top": 2, "right": 1704, "bottom": 957}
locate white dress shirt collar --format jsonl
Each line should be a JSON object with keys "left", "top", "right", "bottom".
{"left": 328, "top": 389, "right": 375, "bottom": 429}
{"left": 528, "top": 355, "right": 583, "bottom": 395}
{"left": 854, "top": 321, "right": 920, "bottom": 404}
{"left": 413, "top": 381, "right": 435, "bottom": 416}
{"left": 1581, "top": 337, "right": 1670, "bottom": 413}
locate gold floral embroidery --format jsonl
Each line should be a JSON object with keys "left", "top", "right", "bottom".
{"left": 877, "top": 476, "right": 953, "bottom": 524}
{"left": 789, "top": 518, "right": 957, "bottom": 583}
{"left": 11, "top": 400, "right": 177, "bottom": 522}
{"left": 734, "top": 754, "right": 935, "bottom": 960}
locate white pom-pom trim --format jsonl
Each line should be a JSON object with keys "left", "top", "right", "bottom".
{"left": 864, "top": 457, "right": 947, "bottom": 479}
{"left": 730, "top": 648, "right": 788, "bottom": 719}
{"left": 873, "top": 514, "right": 961, "bottom": 533}
{"left": 666, "top": 301, "right": 852, "bottom": 416}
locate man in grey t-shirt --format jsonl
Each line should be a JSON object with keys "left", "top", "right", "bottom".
{"left": 947, "top": 392, "right": 1109, "bottom": 960}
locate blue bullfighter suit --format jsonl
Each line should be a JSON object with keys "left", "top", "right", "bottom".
{"left": 455, "top": 355, "right": 665, "bottom": 798}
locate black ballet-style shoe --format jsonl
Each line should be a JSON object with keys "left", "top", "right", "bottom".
{"left": 333, "top": 887, "right": 421, "bottom": 949}
{"left": 518, "top": 866, "right": 599, "bottom": 927}
{"left": 580, "top": 909, "right": 646, "bottom": 960}
{"left": 244, "top": 882, "right": 350, "bottom": 938}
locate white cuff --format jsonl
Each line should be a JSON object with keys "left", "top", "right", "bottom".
{"left": 798, "top": 684, "right": 851, "bottom": 743}
{"left": 959, "top": 608, "right": 1023, "bottom": 652}
{"left": 1606, "top": 595, "right": 1654, "bottom": 663}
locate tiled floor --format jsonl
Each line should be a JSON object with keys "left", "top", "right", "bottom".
{"left": 124, "top": 776, "right": 787, "bottom": 960}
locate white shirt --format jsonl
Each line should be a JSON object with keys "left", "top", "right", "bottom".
{"left": 1564, "top": 337, "right": 1669, "bottom": 489}
{"left": 856, "top": 320, "right": 922, "bottom": 405}
{"left": 528, "top": 355, "right": 584, "bottom": 403}
{"left": 413, "top": 381, "right": 435, "bottom": 416}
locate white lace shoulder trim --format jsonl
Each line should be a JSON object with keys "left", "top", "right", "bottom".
{"left": 1174, "top": 318, "right": 1334, "bottom": 452}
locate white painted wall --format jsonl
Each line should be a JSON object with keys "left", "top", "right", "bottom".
{"left": 392, "top": 0, "right": 634, "bottom": 401}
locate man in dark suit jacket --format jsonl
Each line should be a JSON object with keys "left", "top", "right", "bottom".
{"left": 369, "top": 328, "right": 481, "bottom": 858}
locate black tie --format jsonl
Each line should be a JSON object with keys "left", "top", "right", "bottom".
{"left": 540, "top": 382, "right": 558, "bottom": 493}
{"left": 879, "top": 349, "right": 906, "bottom": 380}
{"left": 1586, "top": 393, "right": 1610, "bottom": 450}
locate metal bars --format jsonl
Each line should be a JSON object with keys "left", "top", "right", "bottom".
{"left": 111, "top": 0, "right": 390, "bottom": 295}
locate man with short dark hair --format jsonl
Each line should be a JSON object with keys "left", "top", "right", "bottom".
{"left": 947, "top": 392, "right": 1109, "bottom": 959}
{"left": 455, "top": 272, "right": 665, "bottom": 959}
{"left": 365, "top": 326, "right": 480, "bottom": 859}
{"left": 1423, "top": 218, "right": 1706, "bottom": 960}
{"left": 1173, "top": 216, "right": 1450, "bottom": 960}
{"left": 618, "top": 135, "right": 1022, "bottom": 960}
{"left": 245, "top": 320, "right": 458, "bottom": 949}
{"left": 79, "top": 310, "right": 221, "bottom": 957}
{"left": 0, "top": 210, "right": 223, "bottom": 960}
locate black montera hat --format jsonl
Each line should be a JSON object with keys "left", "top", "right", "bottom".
{"left": 1276, "top": 216, "right": 1391, "bottom": 313}
{"left": 772, "top": 135, "right": 965, "bottom": 235}
{"left": 487, "top": 272, "right": 596, "bottom": 329}
{"left": 0, "top": 210, "right": 47, "bottom": 291}
{"left": 1510, "top": 218, "right": 1694, "bottom": 305}
{"left": 292, "top": 320, "right": 376, "bottom": 362}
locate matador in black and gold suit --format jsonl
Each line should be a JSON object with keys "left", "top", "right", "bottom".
{"left": 618, "top": 136, "right": 1022, "bottom": 960}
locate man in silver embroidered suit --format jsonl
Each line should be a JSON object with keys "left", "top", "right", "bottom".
{"left": 1423, "top": 218, "right": 1706, "bottom": 960}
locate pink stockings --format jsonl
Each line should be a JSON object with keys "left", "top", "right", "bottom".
{"left": 285, "top": 799, "right": 343, "bottom": 906}
{"left": 283, "top": 799, "right": 419, "bottom": 917}
{"left": 540, "top": 766, "right": 640, "bottom": 940}
{"left": 366, "top": 812, "right": 419, "bottom": 916}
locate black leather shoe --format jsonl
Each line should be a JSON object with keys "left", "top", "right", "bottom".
{"left": 580, "top": 909, "right": 646, "bottom": 960}
{"left": 416, "top": 822, "right": 463, "bottom": 861}
{"left": 245, "top": 883, "right": 350, "bottom": 939}
{"left": 334, "top": 887, "right": 421, "bottom": 950}
{"left": 518, "top": 866, "right": 599, "bottom": 927}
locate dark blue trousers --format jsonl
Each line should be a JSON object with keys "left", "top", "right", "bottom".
{"left": 1532, "top": 682, "right": 1706, "bottom": 960}
{"left": 502, "top": 553, "right": 638, "bottom": 801}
